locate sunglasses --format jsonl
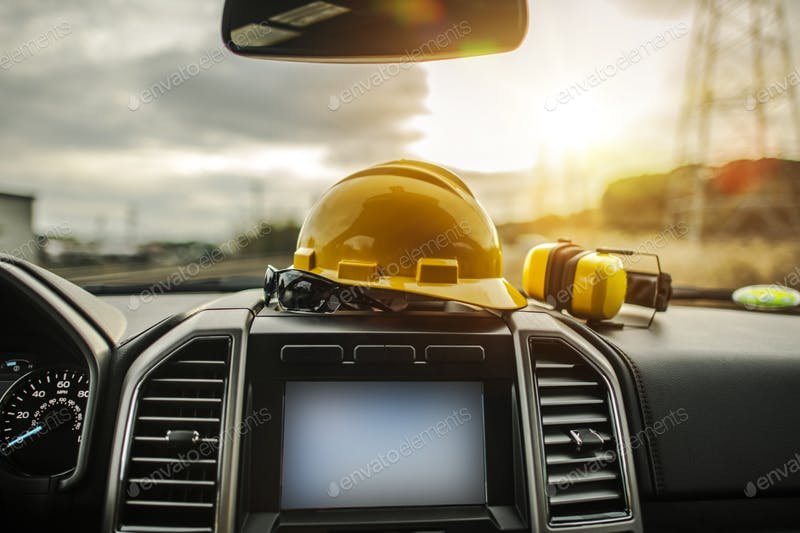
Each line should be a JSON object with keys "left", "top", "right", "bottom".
{"left": 264, "top": 266, "right": 404, "bottom": 313}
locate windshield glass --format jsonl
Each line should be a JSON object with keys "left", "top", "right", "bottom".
{"left": 2, "top": 1, "right": 799, "bottom": 294}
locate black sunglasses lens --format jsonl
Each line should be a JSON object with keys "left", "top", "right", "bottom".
{"left": 274, "top": 271, "right": 340, "bottom": 312}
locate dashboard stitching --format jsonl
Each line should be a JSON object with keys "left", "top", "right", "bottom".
{"left": 611, "top": 346, "right": 664, "bottom": 495}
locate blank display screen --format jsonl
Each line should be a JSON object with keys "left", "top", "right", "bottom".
{"left": 281, "top": 381, "right": 486, "bottom": 510}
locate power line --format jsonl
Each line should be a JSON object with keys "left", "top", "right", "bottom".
{"left": 668, "top": 0, "right": 800, "bottom": 241}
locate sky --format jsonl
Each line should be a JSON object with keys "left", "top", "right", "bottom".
{"left": 1, "top": 0, "right": 799, "bottom": 243}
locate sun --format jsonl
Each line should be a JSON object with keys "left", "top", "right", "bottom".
{"left": 409, "top": 56, "right": 623, "bottom": 174}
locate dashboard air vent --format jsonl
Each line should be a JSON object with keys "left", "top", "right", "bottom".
{"left": 119, "top": 337, "right": 231, "bottom": 533}
{"left": 531, "top": 338, "right": 629, "bottom": 525}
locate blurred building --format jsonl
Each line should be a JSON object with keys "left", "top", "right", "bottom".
{"left": 0, "top": 192, "right": 35, "bottom": 261}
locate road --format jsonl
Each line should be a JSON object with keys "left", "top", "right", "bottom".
{"left": 51, "top": 255, "right": 293, "bottom": 286}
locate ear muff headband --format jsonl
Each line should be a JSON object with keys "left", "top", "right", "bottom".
{"left": 543, "top": 242, "right": 584, "bottom": 310}
{"left": 561, "top": 250, "right": 594, "bottom": 314}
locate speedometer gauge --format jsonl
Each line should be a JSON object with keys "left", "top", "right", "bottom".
{"left": 0, "top": 367, "right": 89, "bottom": 476}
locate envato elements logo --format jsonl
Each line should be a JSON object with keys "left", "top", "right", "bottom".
{"left": 320, "top": 219, "right": 472, "bottom": 309}
{"left": 546, "top": 449, "right": 618, "bottom": 497}
{"left": 626, "top": 407, "right": 688, "bottom": 452}
{"left": 128, "top": 23, "right": 272, "bottom": 111}
{"left": 0, "top": 407, "right": 72, "bottom": 457}
{"left": 548, "top": 407, "right": 688, "bottom": 496}
{"left": 1, "top": 222, "right": 73, "bottom": 262}
{"left": 744, "top": 65, "right": 800, "bottom": 111}
{"left": 328, "top": 20, "right": 472, "bottom": 111}
{"left": 127, "top": 407, "right": 271, "bottom": 498}
{"left": 127, "top": 49, "right": 225, "bottom": 111}
{"left": 326, "top": 407, "right": 473, "bottom": 498}
{"left": 544, "top": 22, "right": 689, "bottom": 111}
{"left": 0, "top": 22, "right": 72, "bottom": 72}
{"left": 744, "top": 452, "right": 800, "bottom": 497}
{"left": 127, "top": 222, "right": 271, "bottom": 310}
{"left": 743, "top": 264, "right": 800, "bottom": 311}
{"left": 548, "top": 222, "right": 688, "bottom": 308}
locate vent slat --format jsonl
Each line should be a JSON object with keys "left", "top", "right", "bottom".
{"left": 535, "top": 361, "right": 576, "bottom": 369}
{"left": 137, "top": 416, "right": 221, "bottom": 423}
{"left": 544, "top": 430, "right": 611, "bottom": 445}
{"left": 126, "top": 501, "right": 214, "bottom": 509}
{"left": 134, "top": 436, "right": 219, "bottom": 444}
{"left": 541, "top": 413, "right": 608, "bottom": 426}
{"left": 548, "top": 470, "right": 619, "bottom": 485}
{"left": 545, "top": 451, "right": 615, "bottom": 466}
{"left": 537, "top": 377, "right": 599, "bottom": 388}
{"left": 119, "top": 337, "right": 230, "bottom": 532}
{"left": 120, "top": 527, "right": 212, "bottom": 533}
{"left": 150, "top": 378, "right": 224, "bottom": 384}
{"left": 128, "top": 478, "right": 216, "bottom": 487}
{"left": 540, "top": 393, "right": 605, "bottom": 407}
{"left": 142, "top": 397, "right": 223, "bottom": 404}
{"left": 549, "top": 489, "right": 622, "bottom": 506}
{"left": 531, "top": 338, "right": 628, "bottom": 525}
{"left": 130, "top": 456, "right": 217, "bottom": 465}
{"left": 174, "top": 360, "right": 227, "bottom": 366}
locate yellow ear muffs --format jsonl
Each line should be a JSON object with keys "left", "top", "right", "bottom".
{"left": 522, "top": 241, "right": 627, "bottom": 321}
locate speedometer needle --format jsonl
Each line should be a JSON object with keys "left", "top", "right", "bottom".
{"left": 7, "top": 425, "right": 43, "bottom": 447}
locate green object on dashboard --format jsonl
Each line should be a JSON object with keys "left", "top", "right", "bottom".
{"left": 732, "top": 285, "right": 800, "bottom": 310}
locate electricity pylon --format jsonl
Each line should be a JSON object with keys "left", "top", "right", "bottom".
{"left": 668, "top": 0, "right": 800, "bottom": 241}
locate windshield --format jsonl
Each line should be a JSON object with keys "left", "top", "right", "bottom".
{"left": 2, "top": 1, "right": 799, "bottom": 295}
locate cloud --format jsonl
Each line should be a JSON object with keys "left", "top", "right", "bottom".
{"left": 0, "top": 0, "right": 429, "bottom": 239}
{"left": 1, "top": 44, "right": 428, "bottom": 156}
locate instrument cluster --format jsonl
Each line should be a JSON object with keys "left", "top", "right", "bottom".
{"left": 0, "top": 363, "right": 89, "bottom": 476}
{"left": 0, "top": 301, "right": 92, "bottom": 479}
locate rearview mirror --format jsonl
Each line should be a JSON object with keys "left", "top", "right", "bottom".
{"left": 222, "top": 0, "right": 528, "bottom": 63}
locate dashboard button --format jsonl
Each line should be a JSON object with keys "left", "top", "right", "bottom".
{"left": 425, "top": 345, "right": 485, "bottom": 363}
{"left": 354, "top": 345, "right": 415, "bottom": 364}
{"left": 280, "top": 345, "right": 344, "bottom": 364}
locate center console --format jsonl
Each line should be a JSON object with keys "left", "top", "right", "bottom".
{"left": 239, "top": 312, "right": 529, "bottom": 532}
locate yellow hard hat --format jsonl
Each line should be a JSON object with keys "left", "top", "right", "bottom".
{"left": 292, "top": 160, "right": 527, "bottom": 310}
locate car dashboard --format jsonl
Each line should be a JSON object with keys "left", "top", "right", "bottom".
{"left": 1, "top": 254, "right": 798, "bottom": 533}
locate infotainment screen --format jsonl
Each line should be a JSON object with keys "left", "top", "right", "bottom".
{"left": 281, "top": 381, "right": 486, "bottom": 510}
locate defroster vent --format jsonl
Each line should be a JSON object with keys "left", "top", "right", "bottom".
{"left": 118, "top": 337, "right": 231, "bottom": 533}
